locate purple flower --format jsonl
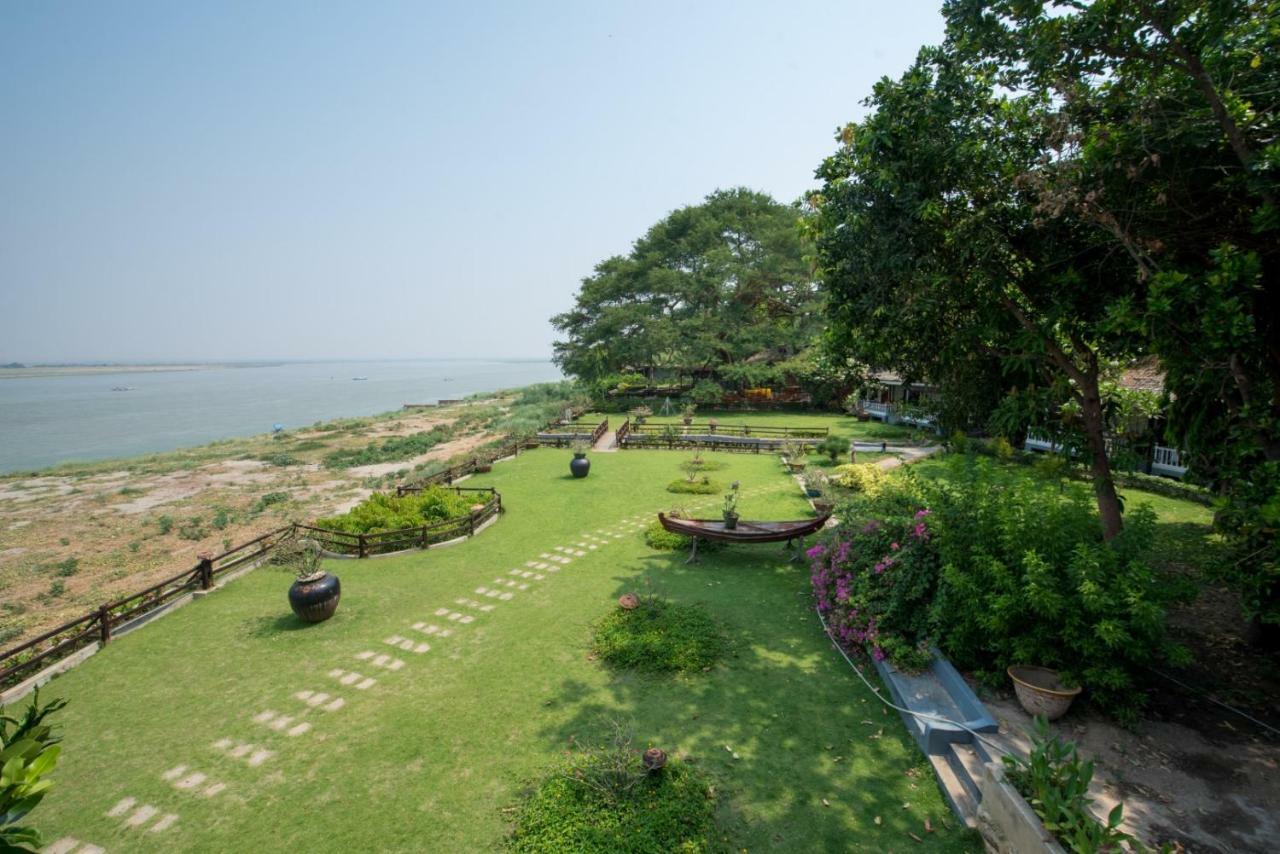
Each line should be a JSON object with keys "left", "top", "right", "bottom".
{"left": 806, "top": 543, "right": 827, "bottom": 560}
{"left": 890, "top": 541, "right": 899, "bottom": 551}
{"left": 915, "top": 508, "right": 931, "bottom": 518}
{"left": 871, "top": 646, "right": 886, "bottom": 662}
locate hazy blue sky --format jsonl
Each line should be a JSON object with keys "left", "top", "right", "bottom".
{"left": 1, "top": 1, "right": 945, "bottom": 363}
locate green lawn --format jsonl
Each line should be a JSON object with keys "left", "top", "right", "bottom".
{"left": 585, "top": 409, "right": 919, "bottom": 442}
{"left": 30, "top": 449, "right": 977, "bottom": 852}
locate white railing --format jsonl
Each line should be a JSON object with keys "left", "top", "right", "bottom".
{"left": 1024, "top": 431, "right": 1060, "bottom": 453}
{"left": 1152, "top": 445, "right": 1188, "bottom": 478}
{"left": 860, "top": 399, "right": 892, "bottom": 419}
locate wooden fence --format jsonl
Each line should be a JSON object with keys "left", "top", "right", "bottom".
{"left": 627, "top": 422, "right": 827, "bottom": 439}
{"left": 300, "top": 487, "right": 501, "bottom": 557}
{"left": 0, "top": 525, "right": 294, "bottom": 691}
{"left": 618, "top": 420, "right": 825, "bottom": 453}
{"left": 535, "top": 418, "right": 608, "bottom": 448}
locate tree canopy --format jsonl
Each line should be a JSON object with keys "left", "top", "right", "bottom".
{"left": 551, "top": 188, "right": 823, "bottom": 389}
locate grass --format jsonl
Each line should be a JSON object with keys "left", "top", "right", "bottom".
{"left": 26, "top": 448, "right": 977, "bottom": 852}
{"left": 591, "top": 597, "right": 727, "bottom": 674}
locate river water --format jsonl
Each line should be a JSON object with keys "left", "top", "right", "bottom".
{"left": 0, "top": 359, "right": 562, "bottom": 473}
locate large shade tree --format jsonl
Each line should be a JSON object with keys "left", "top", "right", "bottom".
{"left": 944, "top": 0, "right": 1280, "bottom": 632}
{"left": 814, "top": 49, "right": 1143, "bottom": 539}
{"left": 551, "top": 188, "right": 822, "bottom": 388}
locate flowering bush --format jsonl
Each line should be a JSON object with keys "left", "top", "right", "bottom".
{"left": 809, "top": 508, "right": 940, "bottom": 673}
{"left": 811, "top": 456, "right": 1188, "bottom": 722}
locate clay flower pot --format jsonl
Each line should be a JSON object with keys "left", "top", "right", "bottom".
{"left": 618, "top": 593, "right": 639, "bottom": 610}
{"left": 642, "top": 748, "right": 668, "bottom": 772}
{"left": 1008, "top": 665, "right": 1082, "bottom": 721}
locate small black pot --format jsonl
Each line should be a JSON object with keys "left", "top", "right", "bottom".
{"left": 570, "top": 453, "right": 591, "bottom": 478}
{"left": 289, "top": 572, "right": 341, "bottom": 623}
{"left": 723, "top": 513, "right": 739, "bottom": 530}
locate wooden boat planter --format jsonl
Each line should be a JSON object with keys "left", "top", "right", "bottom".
{"left": 657, "top": 511, "right": 832, "bottom": 564}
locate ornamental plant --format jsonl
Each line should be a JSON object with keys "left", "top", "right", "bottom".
{"left": 830, "top": 463, "right": 888, "bottom": 496}
{"left": 0, "top": 692, "right": 66, "bottom": 852}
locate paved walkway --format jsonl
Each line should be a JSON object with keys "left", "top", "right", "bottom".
{"left": 593, "top": 429, "right": 618, "bottom": 452}
{"left": 875, "top": 444, "right": 940, "bottom": 470}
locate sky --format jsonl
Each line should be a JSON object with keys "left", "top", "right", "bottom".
{"left": 0, "top": 1, "right": 946, "bottom": 363}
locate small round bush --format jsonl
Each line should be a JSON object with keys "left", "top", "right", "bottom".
{"left": 508, "top": 749, "right": 716, "bottom": 853}
{"left": 644, "top": 521, "right": 691, "bottom": 551}
{"left": 665, "top": 479, "right": 720, "bottom": 495}
{"left": 592, "top": 599, "right": 726, "bottom": 674}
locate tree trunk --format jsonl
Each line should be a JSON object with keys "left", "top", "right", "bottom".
{"left": 1078, "top": 376, "right": 1124, "bottom": 541}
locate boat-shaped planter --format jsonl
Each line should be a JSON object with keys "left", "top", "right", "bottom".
{"left": 657, "top": 511, "right": 831, "bottom": 563}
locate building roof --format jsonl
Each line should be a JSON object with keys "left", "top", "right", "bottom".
{"left": 1118, "top": 358, "right": 1165, "bottom": 394}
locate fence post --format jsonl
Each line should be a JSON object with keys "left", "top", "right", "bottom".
{"left": 421, "top": 525, "right": 429, "bottom": 548}
{"left": 98, "top": 605, "right": 111, "bottom": 646}
{"left": 197, "top": 553, "right": 214, "bottom": 590}
{"left": 358, "top": 534, "right": 367, "bottom": 559}
{"left": 468, "top": 513, "right": 476, "bottom": 537}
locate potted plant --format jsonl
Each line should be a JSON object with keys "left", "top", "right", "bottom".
{"left": 801, "top": 469, "right": 828, "bottom": 498}
{"left": 279, "top": 539, "right": 341, "bottom": 623}
{"left": 1007, "top": 665, "right": 1082, "bottom": 721}
{"left": 631, "top": 405, "right": 652, "bottom": 426}
{"left": 707, "top": 416, "right": 720, "bottom": 434}
{"left": 681, "top": 403, "right": 697, "bottom": 426}
{"left": 783, "top": 441, "right": 808, "bottom": 472}
{"left": 472, "top": 456, "right": 493, "bottom": 473}
{"left": 722, "top": 481, "right": 741, "bottom": 530}
{"left": 569, "top": 440, "right": 591, "bottom": 478}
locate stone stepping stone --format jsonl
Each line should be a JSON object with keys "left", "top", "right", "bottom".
{"left": 212, "top": 739, "right": 274, "bottom": 767}
{"left": 328, "top": 668, "right": 376, "bottom": 689}
{"left": 44, "top": 838, "right": 105, "bottom": 854}
{"left": 106, "top": 797, "right": 136, "bottom": 818}
{"left": 383, "top": 635, "right": 431, "bottom": 654}
{"left": 572, "top": 550, "right": 587, "bottom": 557}
{"left": 125, "top": 804, "right": 158, "bottom": 828}
{"left": 294, "top": 690, "right": 346, "bottom": 711}
{"left": 150, "top": 813, "right": 179, "bottom": 833}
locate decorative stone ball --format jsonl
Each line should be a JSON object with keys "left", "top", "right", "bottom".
{"left": 618, "top": 593, "right": 639, "bottom": 610}
{"left": 642, "top": 748, "right": 667, "bottom": 772}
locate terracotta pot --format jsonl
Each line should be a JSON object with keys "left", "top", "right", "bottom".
{"left": 288, "top": 572, "right": 341, "bottom": 623}
{"left": 642, "top": 748, "right": 668, "bottom": 772}
{"left": 1007, "top": 665, "right": 1081, "bottom": 721}
{"left": 618, "top": 593, "right": 639, "bottom": 610}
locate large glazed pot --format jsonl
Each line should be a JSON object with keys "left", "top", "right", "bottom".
{"left": 570, "top": 453, "right": 591, "bottom": 478}
{"left": 1007, "top": 665, "right": 1081, "bottom": 721}
{"left": 289, "top": 572, "right": 341, "bottom": 623}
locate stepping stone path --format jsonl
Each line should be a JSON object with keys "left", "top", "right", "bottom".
{"left": 455, "top": 597, "right": 496, "bottom": 612}
{"left": 294, "top": 690, "right": 346, "bottom": 712}
{"left": 44, "top": 839, "right": 106, "bottom": 854}
{"left": 250, "top": 710, "right": 311, "bottom": 737}
{"left": 161, "top": 765, "right": 227, "bottom": 797}
{"left": 355, "top": 651, "right": 407, "bottom": 669}
{"left": 411, "top": 622, "right": 452, "bottom": 637}
{"left": 328, "top": 668, "right": 377, "bottom": 689}
{"left": 105, "top": 797, "right": 178, "bottom": 833}
{"left": 212, "top": 738, "right": 274, "bottom": 767}
{"left": 383, "top": 635, "right": 432, "bottom": 654}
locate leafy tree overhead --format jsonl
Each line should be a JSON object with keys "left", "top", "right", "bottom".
{"left": 944, "top": 0, "right": 1280, "bottom": 632}
{"left": 551, "top": 188, "right": 823, "bottom": 388}
{"left": 813, "top": 49, "right": 1142, "bottom": 539}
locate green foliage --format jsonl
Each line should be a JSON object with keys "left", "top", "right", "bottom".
{"left": 315, "top": 488, "right": 475, "bottom": 535}
{"left": 816, "top": 435, "right": 850, "bottom": 463}
{"left": 665, "top": 479, "right": 719, "bottom": 495}
{"left": 177, "top": 517, "right": 208, "bottom": 541}
{"left": 323, "top": 426, "right": 453, "bottom": 469}
{"left": 260, "top": 453, "right": 300, "bottom": 467}
{"left": 271, "top": 538, "right": 324, "bottom": 580}
{"left": 156, "top": 515, "right": 173, "bottom": 534}
{"left": 830, "top": 463, "right": 888, "bottom": 496}
{"left": 0, "top": 693, "right": 66, "bottom": 852}
{"left": 54, "top": 558, "right": 78, "bottom": 578}
{"left": 815, "top": 457, "right": 1187, "bottom": 721}
{"left": 688, "top": 380, "right": 724, "bottom": 406}
{"left": 644, "top": 521, "right": 691, "bottom": 552}
{"left": 252, "top": 492, "right": 289, "bottom": 513}
{"left": 551, "top": 188, "right": 821, "bottom": 385}
{"left": 1003, "top": 717, "right": 1135, "bottom": 852}
{"left": 507, "top": 732, "right": 716, "bottom": 853}
{"left": 592, "top": 598, "right": 726, "bottom": 674}
{"left": 211, "top": 508, "right": 231, "bottom": 530}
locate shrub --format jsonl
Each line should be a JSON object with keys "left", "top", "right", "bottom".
{"left": 253, "top": 492, "right": 290, "bottom": 513}
{"left": 592, "top": 598, "right": 726, "bottom": 674}
{"left": 0, "top": 692, "right": 67, "bottom": 852}
{"left": 54, "top": 558, "right": 79, "bottom": 578}
{"left": 211, "top": 508, "right": 231, "bottom": 530}
{"left": 644, "top": 521, "right": 691, "bottom": 551}
{"left": 156, "top": 515, "right": 174, "bottom": 534}
{"left": 830, "top": 463, "right": 888, "bottom": 496}
{"left": 816, "top": 435, "right": 850, "bottom": 463}
{"left": 260, "top": 453, "right": 300, "bottom": 467}
{"left": 314, "top": 488, "right": 474, "bottom": 535}
{"left": 666, "top": 479, "right": 719, "bottom": 495}
{"left": 177, "top": 518, "right": 207, "bottom": 541}
{"left": 689, "top": 379, "right": 724, "bottom": 406}
{"left": 812, "top": 456, "right": 1187, "bottom": 722}
{"left": 507, "top": 729, "right": 716, "bottom": 853}
{"left": 1003, "top": 717, "right": 1135, "bottom": 852}
{"left": 323, "top": 427, "right": 453, "bottom": 469}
